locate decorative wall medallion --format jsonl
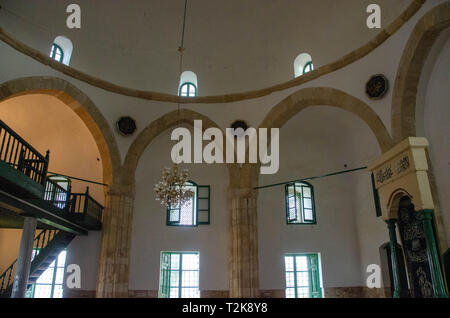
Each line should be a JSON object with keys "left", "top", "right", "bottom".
{"left": 366, "top": 74, "right": 389, "bottom": 99}
{"left": 116, "top": 116, "right": 137, "bottom": 136}
{"left": 230, "top": 120, "right": 249, "bottom": 137}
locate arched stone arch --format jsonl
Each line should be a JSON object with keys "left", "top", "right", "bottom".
{"left": 387, "top": 189, "right": 414, "bottom": 220}
{"left": 122, "top": 109, "right": 226, "bottom": 187}
{"left": 259, "top": 87, "right": 394, "bottom": 153}
{"left": 391, "top": 1, "right": 450, "bottom": 142}
{"left": 0, "top": 76, "right": 121, "bottom": 185}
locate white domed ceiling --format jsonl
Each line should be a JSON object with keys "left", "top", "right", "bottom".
{"left": 0, "top": 0, "right": 411, "bottom": 95}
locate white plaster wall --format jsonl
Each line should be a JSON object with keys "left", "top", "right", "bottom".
{"left": 258, "top": 107, "right": 369, "bottom": 291}
{"left": 421, "top": 34, "right": 450, "bottom": 245}
{"left": 129, "top": 127, "right": 229, "bottom": 292}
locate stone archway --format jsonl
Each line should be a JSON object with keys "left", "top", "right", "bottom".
{"left": 0, "top": 76, "right": 126, "bottom": 298}
{"left": 122, "top": 109, "right": 226, "bottom": 187}
{"left": 259, "top": 86, "right": 394, "bottom": 153}
{"left": 391, "top": 1, "right": 450, "bottom": 142}
{"left": 390, "top": 2, "right": 450, "bottom": 253}
{"left": 0, "top": 76, "right": 121, "bottom": 185}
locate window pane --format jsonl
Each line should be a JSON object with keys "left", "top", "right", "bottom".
{"left": 286, "top": 287, "right": 296, "bottom": 298}
{"left": 198, "top": 187, "right": 209, "bottom": 197}
{"left": 198, "top": 199, "right": 208, "bottom": 210}
{"left": 284, "top": 256, "right": 294, "bottom": 271}
{"left": 182, "top": 254, "right": 199, "bottom": 270}
{"left": 304, "top": 198, "right": 312, "bottom": 209}
{"left": 189, "top": 85, "right": 196, "bottom": 95}
{"left": 53, "top": 285, "right": 64, "bottom": 298}
{"left": 297, "top": 272, "right": 309, "bottom": 287}
{"left": 57, "top": 251, "right": 67, "bottom": 266}
{"left": 304, "top": 209, "right": 314, "bottom": 221}
{"left": 182, "top": 288, "right": 200, "bottom": 298}
{"left": 171, "top": 254, "right": 180, "bottom": 270}
{"left": 285, "top": 272, "right": 295, "bottom": 287}
{"left": 36, "top": 267, "right": 54, "bottom": 284}
{"left": 182, "top": 271, "right": 199, "bottom": 287}
{"left": 170, "top": 287, "right": 179, "bottom": 298}
{"left": 297, "top": 287, "right": 309, "bottom": 298}
{"left": 170, "top": 270, "right": 179, "bottom": 286}
{"left": 55, "top": 268, "right": 65, "bottom": 284}
{"left": 303, "top": 187, "right": 311, "bottom": 197}
{"left": 295, "top": 256, "right": 308, "bottom": 271}
{"left": 34, "top": 285, "right": 52, "bottom": 298}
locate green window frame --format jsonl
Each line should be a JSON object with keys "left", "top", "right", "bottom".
{"left": 179, "top": 82, "right": 198, "bottom": 97}
{"left": 50, "top": 44, "right": 64, "bottom": 63}
{"left": 284, "top": 253, "right": 322, "bottom": 298}
{"left": 285, "top": 181, "right": 316, "bottom": 224}
{"left": 158, "top": 251, "right": 200, "bottom": 298}
{"left": 26, "top": 249, "right": 67, "bottom": 298}
{"left": 167, "top": 181, "right": 210, "bottom": 227}
{"left": 303, "top": 61, "right": 314, "bottom": 74}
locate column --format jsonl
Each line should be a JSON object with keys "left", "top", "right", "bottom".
{"left": 421, "top": 210, "right": 448, "bottom": 298}
{"left": 228, "top": 189, "right": 259, "bottom": 298}
{"left": 386, "top": 219, "right": 402, "bottom": 298}
{"left": 11, "top": 216, "right": 37, "bottom": 298}
{"left": 96, "top": 184, "right": 135, "bottom": 298}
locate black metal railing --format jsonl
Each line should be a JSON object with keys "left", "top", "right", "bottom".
{"left": 44, "top": 178, "right": 70, "bottom": 210}
{"left": 0, "top": 120, "right": 49, "bottom": 186}
{"left": 68, "top": 187, "right": 103, "bottom": 222}
{"left": 0, "top": 229, "right": 58, "bottom": 296}
{"left": 43, "top": 182, "right": 103, "bottom": 224}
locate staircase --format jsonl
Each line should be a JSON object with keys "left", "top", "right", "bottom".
{"left": 0, "top": 228, "right": 75, "bottom": 298}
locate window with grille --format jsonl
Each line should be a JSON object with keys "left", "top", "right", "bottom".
{"left": 303, "top": 61, "right": 314, "bottom": 74}
{"left": 159, "top": 252, "right": 200, "bottom": 298}
{"left": 285, "top": 182, "right": 316, "bottom": 224}
{"left": 50, "top": 44, "right": 64, "bottom": 63}
{"left": 179, "top": 82, "right": 197, "bottom": 97}
{"left": 284, "top": 253, "right": 322, "bottom": 298}
{"left": 26, "top": 249, "right": 67, "bottom": 298}
{"left": 167, "top": 181, "right": 210, "bottom": 226}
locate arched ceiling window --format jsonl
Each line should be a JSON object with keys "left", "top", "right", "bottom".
{"left": 179, "top": 71, "right": 198, "bottom": 97}
{"left": 294, "top": 53, "right": 314, "bottom": 78}
{"left": 50, "top": 36, "right": 73, "bottom": 66}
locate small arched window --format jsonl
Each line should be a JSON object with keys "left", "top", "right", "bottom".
{"left": 303, "top": 61, "right": 314, "bottom": 74}
{"left": 179, "top": 71, "right": 198, "bottom": 97}
{"left": 285, "top": 181, "right": 316, "bottom": 224}
{"left": 294, "top": 53, "right": 314, "bottom": 78}
{"left": 50, "top": 36, "right": 73, "bottom": 66}
{"left": 50, "top": 44, "right": 64, "bottom": 63}
{"left": 167, "top": 181, "right": 210, "bottom": 226}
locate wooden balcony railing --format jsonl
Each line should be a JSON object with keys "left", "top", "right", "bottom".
{"left": 0, "top": 120, "right": 49, "bottom": 186}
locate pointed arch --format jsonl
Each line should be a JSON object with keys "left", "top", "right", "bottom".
{"left": 0, "top": 76, "right": 121, "bottom": 185}
{"left": 391, "top": 2, "right": 450, "bottom": 142}
{"left": 259, "top": 87, "right": 394, "bottom": 153}
{"left": 122, "top": 109, "right": 226, "bottom": 187}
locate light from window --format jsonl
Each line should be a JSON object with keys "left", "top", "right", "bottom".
{"left": 285, "top": 254, "right": 322, "bottom": 298}
{"left": 179, "top": 82, "right": 197, "bottom": 97}
{"left": 178, "top": 71, "right": 198, "bottom": 97}
{"left": 50, "top": 36, "right": 73, "bottom": 65}
{"left": 27, "top": 250, "right": 67, "bottom": 298}
{"left": 303, "top": 61, "right": 314, "bottom": 74}
{"left": 50, "top": 44, "right": 64, "bottom": 63}
{"left": 159, "top": 252, "right": 200, "bottom": 298}
{"left": 293, "top": 53, "right": 313, "bottom": 78}
{"left": 167, "top": 182, "right": 210, "bottom": 226}
{"left": 285, "top": 182, "right": 316, "bottom": 224}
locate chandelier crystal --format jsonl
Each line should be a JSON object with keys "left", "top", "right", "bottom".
{"left": 154, "top": 164, "right": 193, "bottom": 208}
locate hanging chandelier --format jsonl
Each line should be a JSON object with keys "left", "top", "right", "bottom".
{"left": 154, "top": 164, "right": 193, "bottom": 207}
{"left": 154, "top": 0, "right": 191, "bottom": 208}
